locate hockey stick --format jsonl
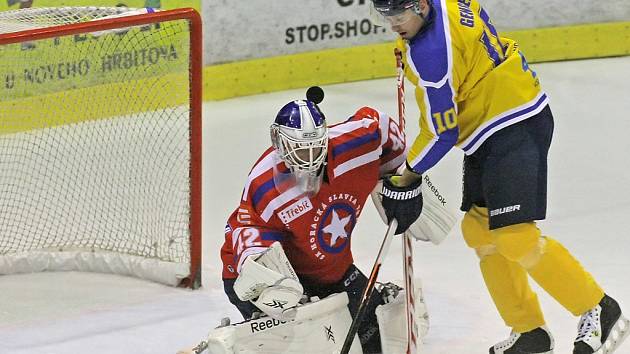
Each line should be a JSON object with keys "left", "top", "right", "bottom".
{"left": 339, "top": 219, "right": 398, "bottom": 354}
{"left": 395, "top": 47, "right": 419, "bottom": 354}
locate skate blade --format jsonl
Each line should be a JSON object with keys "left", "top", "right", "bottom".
{"left": 595, "top": 315, "right": 630, "bottom": 354}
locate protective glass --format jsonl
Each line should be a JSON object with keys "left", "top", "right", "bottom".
{"left": 272, "top": 155, "right": 324, "bottom": 197}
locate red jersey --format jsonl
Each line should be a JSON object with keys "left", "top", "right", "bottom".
{"left": 221, "top": 107, "right": 406, "bottom": 284}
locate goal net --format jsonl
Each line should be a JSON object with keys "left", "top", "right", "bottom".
{"left": 0, "top": 7, "right": 202, "bottom": 288}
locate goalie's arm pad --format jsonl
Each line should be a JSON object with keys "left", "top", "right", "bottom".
{"left": 371, "top": 174, "right": 458, "bottom": 244}
{"left": 349, "top": 107, "right": 407, "bottom": 176}
{"left": 233, "top": 242, "right": 303, "bottom": 321}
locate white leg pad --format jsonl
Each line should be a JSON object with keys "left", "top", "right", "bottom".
{"left": 375, "top": 284, "right": 429, "bottom": 354}
{"left": 206, "top": 292, "right": 362, "bottom": 354}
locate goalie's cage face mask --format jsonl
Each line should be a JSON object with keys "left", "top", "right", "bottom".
{"left": 270, "top": 100, "right": 328, "bottom": 196}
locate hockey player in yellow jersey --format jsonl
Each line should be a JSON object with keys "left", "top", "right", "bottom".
{"left": 368, "top": 0, "right": 630, "bottom": 353}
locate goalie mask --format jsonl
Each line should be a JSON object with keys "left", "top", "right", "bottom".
{"left": 270, "top": 100, "right": 328, "bottom": 196}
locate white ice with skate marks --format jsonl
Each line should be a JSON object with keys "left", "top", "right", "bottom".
{"left": 1, "top": 57, "right": 630, "bottom": 354}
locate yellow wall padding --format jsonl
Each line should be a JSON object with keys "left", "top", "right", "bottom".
{"left": 0, "top": 72, "right": 188, "bottom": 135}
{"left": 204, "top": 42, "right": 396, "bottom": 101}
{"left": 508, "top": 21, "right": 630, "bottom": 62}
{"left": 204, "top": 21, "right": 630, "bottom": 101}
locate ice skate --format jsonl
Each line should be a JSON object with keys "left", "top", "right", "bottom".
{"left": 490, "top": 326, "right": 554, "bottom": 353}
{"left": 573, "top": 294, "right": 630, "bottom": 354}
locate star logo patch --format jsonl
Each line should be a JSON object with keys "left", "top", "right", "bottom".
{"left": 317, "top": 203, "right": 356, "bottom": 254}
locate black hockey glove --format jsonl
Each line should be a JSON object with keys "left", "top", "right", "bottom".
{"left": 381, "top": 176, "right": 423, "bottom": 235}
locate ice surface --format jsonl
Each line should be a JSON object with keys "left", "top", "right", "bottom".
{"left": 1, "top": 56, "right": 629, "bottom": 354}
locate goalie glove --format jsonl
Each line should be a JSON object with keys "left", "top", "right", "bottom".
{"left": 372, "top": 174, "right": 458, "bottom": 244}
{"left": 380, "top": 175, "right": 423, "bottom": 234}
{"left": 233, "top": 242, "right": 303, "bottom": 321}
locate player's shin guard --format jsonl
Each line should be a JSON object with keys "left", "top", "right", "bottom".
{"left": 480, "top": 252, "right": 546, "bottom": 333}
{"left": 525, "top": 237, "right": 604, "bottom": 316}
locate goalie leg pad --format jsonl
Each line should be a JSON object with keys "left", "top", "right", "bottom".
{"left": 206, "top": 292, "right": 363, "bottom": 354}
{"left": 375, "top": 283, "right": 429, "bottom": 354}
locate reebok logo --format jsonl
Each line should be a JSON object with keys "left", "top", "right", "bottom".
{"left": 382, "top": 184, "right": 422, "bottom": 200}
{"left": 278, "top": 197, "right": 313, "bottom": 224}
{"left": 250, "top": 318, "right": 288, "bottom": 333}
{"left": 424, "top": 175, "right": 447, "bottom": 206}
{"left": 490, "top": 204, "right": 521, "bottom": 217}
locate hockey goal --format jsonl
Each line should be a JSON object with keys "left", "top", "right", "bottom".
{"left": 0, "top": 7, "right": 202, "bottom": 288}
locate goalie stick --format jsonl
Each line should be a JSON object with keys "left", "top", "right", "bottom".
{"left": 395, "top": 47, "right": 419, "bottom": 354}
{"left": 339, "top": 219, "right": 398, "bottom": 354}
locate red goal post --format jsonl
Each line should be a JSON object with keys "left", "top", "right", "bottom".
{"left": 0, "top": 7, "right": 202, "bottom": 288}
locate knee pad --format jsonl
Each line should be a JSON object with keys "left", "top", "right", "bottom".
{"left": 474, "top": 244, "right": 498, "bottom": 259}
{"left": 461, "top": 206, "right": 493, "bottom": 249}
{"left": 491, "top": 223, "right": 543, "bottom": 264}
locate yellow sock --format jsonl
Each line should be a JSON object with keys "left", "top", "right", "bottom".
{"left": 527, "top": 237, "right": 604, "bottom": 316}
{"left": 480, "top": 253, "right": 546, "bottom": 333}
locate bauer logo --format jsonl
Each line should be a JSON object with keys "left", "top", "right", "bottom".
{"left": 490, "top": 204, "right": 521, "bottom": 217}
{"left": 278, "top": 197, "right": 313, "bottom": 224}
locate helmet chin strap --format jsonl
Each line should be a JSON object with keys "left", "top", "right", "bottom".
{"left": 415, "top": 0, "right": 435, "bottom": 35}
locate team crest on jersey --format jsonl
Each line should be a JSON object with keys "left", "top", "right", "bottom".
{"left": 308, "top": 193, "right": 361, "bottom": 259}
{"left": 318, "top": 203, "right": 356, "bottom": 254}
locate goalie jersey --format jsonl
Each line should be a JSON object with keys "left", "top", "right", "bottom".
{"left": 400, "top": 0, "right": 548, "bottom": 174}
{"left": 221, "top": 107, "right": 406, "bottom": 284}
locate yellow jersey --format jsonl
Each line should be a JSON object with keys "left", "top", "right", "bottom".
{"left": 398, "top": 0, "right": 548, "bottom": 173}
